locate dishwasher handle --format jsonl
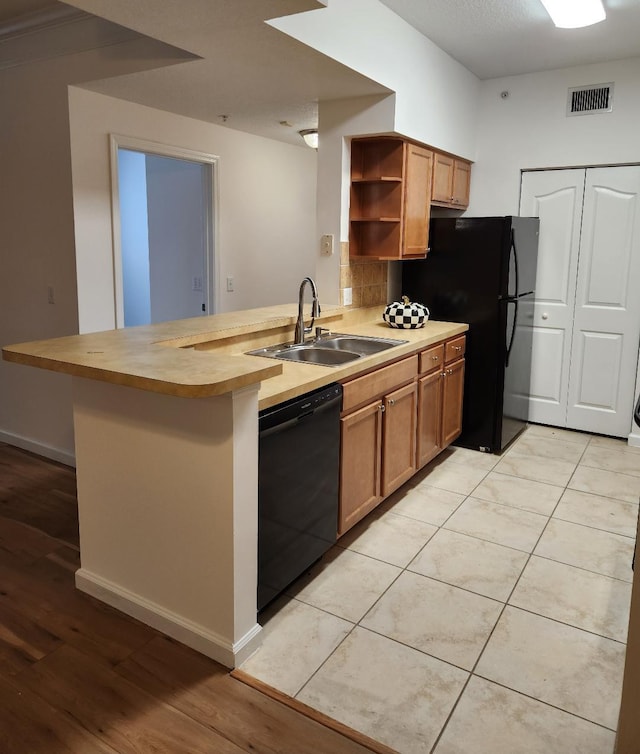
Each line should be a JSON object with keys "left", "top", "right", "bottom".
{"left": 259, "top": 409, "right": 316, "bottom": 439}
{"left": 259, "top": 384, "right": 342, "bottom": 434}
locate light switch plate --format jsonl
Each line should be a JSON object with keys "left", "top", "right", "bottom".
{"left": 321, "top": 234, "right": 334, "bottom": 256}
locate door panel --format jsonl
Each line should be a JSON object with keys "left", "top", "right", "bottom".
{"left": 572, "top": 332, "right": 622, "bottom": 410}
{"left": 567, "top": 166, "right": 640, "bottom": 436}
{"left": 519, "top": 169, "right": 585, "bottom": 426}
{"left": 528, "top": 326, "right": 566, "bottom": 405}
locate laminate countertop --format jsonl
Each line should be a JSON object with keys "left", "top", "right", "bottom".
{"left": 2, "top": 304, "right": 468, "bottom": 408}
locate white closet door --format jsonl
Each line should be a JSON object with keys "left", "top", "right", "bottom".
{"left": 519, "top": 169, "right": 585, "bottom": 426}
{"left": 567, "top": 166, "right": 640, "bottom": 436}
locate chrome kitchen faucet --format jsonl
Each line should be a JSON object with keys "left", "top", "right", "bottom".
{"left": 294, "top": 277, "right": 321, "bottom": 344}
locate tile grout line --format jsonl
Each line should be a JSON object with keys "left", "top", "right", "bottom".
{"left": 428, "top": 431, "right": 597, "bottom": 752}
{"left": 258, "top": 427, "right": 633, "bottom": 751}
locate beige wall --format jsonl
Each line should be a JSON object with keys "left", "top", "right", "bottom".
{"left": 0, "top": 55, "right": 82, "bottom": 463}
{"left": 69, "top": 88, "right": 318, "bottom": 334}
{"left": 1, "top": 50, "right": 318, "bottom": 461}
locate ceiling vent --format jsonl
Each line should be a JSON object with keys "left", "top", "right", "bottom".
{"left": 567, "top": 83, "right": 614, "bottom": 116}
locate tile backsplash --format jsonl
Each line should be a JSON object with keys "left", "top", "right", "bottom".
{"left": 340, "top": 242, "right": 388, "bottom": 308}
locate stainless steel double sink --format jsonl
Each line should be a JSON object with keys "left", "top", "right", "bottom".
{"left": 246, "top": 333, "right": 408, "bottom": 366}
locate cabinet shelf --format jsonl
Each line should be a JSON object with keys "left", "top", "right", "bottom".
{"left": 352, "top": 177, "right": 403, "bottom": 183}
{"left": 351, "top": 217, "right": 401, "bottom": 223}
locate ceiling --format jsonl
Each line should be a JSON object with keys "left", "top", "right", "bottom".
{"left": 379, "top": 0, "right": 640, "bottom": 79}
{"left": 2, "top": 0, "right": 640, "bottom": 144}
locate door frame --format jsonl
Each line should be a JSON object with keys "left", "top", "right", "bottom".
{"left": 109, "top": 134, "right": 220, "bottom": 328}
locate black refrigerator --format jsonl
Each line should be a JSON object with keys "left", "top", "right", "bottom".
{"left": 402, "top": 216, "right": 539, "bottom": 454}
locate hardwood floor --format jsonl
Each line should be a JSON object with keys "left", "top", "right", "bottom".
{"left": 0, "top": 443, "right": 379, "bottom": 754}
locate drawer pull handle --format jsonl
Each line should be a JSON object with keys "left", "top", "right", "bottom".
{"left": 454, "top": 346, "right": 462, "bottom": 351}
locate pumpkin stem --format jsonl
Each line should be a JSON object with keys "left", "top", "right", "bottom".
{"left": 402, "top": 295, "right": 410, "bottom": 305}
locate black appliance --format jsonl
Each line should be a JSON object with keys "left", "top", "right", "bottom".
{"left": 257, "top": 383, "right": 342, "bottom": 611}
{"left": 402, "top": 216, "right": 539, "bottom": 453}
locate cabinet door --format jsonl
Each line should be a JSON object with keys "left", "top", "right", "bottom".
{"left": 432, "top": 153, "right": 454, "bottom": 203}
{"left": 451, "top": 160, "right": 471, "bottom": 207}
{"left": 417, "top": 370, "right": 443, "bottom": 468}
{"left": 381, "top": 381, "right": 418, "bottom": 497}
{"left": 402, "top": 144, "right": 433, "bottom": 258}
{"left": 442, "top": 358, "right": 465, "bottom": 446}
{"left": 339, "top": 400, "right": 383, "bottom": 536}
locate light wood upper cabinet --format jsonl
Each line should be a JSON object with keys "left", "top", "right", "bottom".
{"left": 403, "top": 143, "right": 433, "bottom": 258}
{"left": 432, "top": 153, "right": 472, "bottom": 209}
{"left": 349, "top": 137, "right": 433, "bottom": 260}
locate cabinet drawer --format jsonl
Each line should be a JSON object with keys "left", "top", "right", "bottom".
{"left": 419, "top": 344, "right": 444, "bottom": 374}
{"left": 341, "top": 355, "right": 418, "bottom": 413}
{"left": 445, "top": 336, "right": 466, "bottom": 363}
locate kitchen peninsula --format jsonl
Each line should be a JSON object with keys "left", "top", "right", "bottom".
{"left": 2, "top": 305, "right": 467, "bottom": 667}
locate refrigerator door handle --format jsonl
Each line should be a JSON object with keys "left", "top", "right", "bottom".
{"left": 510, "top": 228, "right": 520, "bottom": 298}
{"left": 506, "top": 298, "right": 518, "bottom": 368}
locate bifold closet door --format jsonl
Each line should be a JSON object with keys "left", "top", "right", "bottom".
{"left": 567, "top": 166, "right": 640, "bottom": 436}
{"left": 519, "top": 169, "right": 585, "bottom": 427}
{"left": 520, "top": 166, "right": 640, "bottom": 436}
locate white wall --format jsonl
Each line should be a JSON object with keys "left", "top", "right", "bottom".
{"left": 270, "top": 0, "right": 479, "bottom": 157}
{"left": 273, "top": 0, "right": 480, "bottom": 305}
{"left": 468, "top": 57, "right": 640, "bottom": 216}
{"left": 69, "top": 88, "right": 318, "bottom": 333}
{"left": 469, "top": 56, "right": 640, "bottom": 443}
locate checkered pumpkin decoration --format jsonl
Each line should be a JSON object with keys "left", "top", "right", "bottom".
{"left": 383, "top": 297, "right": 429, "bottom": 329}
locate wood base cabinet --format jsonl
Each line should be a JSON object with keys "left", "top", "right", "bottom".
{"left": 339, "top": 400, "right": 383, "bottom": 536}
{"left": 339, "top": 337, "right": 465, "bottom": 536}
{"left": 381, "top": 381, "right": 418, "bottom": 497}
{"left": 339, "top": 356, "right": 418, "bottom": 535}
{"left": 417, "top": 368, "right": 443, "bottom": 467}
{"left": 417, "top": 337, "right": 465, "bottom": 469}
{"left": 442, "top": 358, "right": 465, "bottom": 446}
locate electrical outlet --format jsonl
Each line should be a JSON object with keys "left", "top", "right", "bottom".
{"left": 226, "top": 276, "right": 234, "bottom": 292}
{"left": 342, "top": 287, "right": 353, "bottom": 306}
{"left": 321, "top": 234, "right": 334, "bottom": 256}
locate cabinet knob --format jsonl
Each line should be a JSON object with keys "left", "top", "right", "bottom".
{"left": 379, "top": 403, "right": 385, "bottom": 412}
{"left": 542, "top": 313, "right": 549, "bottom": 320}
{"left": 432, "top": 355, "right": 439, "bottom": 361}
{"left": 454, "top": 345, "right": 462, "bottom": 351}
{"left": 388, "top": 398, "right": 395, "bottom": 407}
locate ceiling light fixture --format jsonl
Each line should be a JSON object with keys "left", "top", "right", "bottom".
{"left": 299, "top": 129, "right": 318, "bottom": 149}
{"left": 539, "top": 0, "right": 606, "bottom": 28}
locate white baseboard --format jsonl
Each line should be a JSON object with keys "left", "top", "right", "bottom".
{"left": 75, "top": 568, "right": 262, "bottom": 668}
{"left": 0, "top": 429, "right": 75, "bottom": 467}
{"left": 628, "top": 431, "right": 640, "bottom": 448}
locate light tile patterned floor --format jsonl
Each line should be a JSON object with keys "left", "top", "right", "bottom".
{"left": 241, "top": 425, "right": 639, "bottom": 754}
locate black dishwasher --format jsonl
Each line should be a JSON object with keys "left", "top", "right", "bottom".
{"left": 258, "top": 383, "right": 342, "bottom": 611}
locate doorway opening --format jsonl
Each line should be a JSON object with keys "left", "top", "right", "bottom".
{"left": 109, "top": 136, "right": 218, "bottom": 327}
